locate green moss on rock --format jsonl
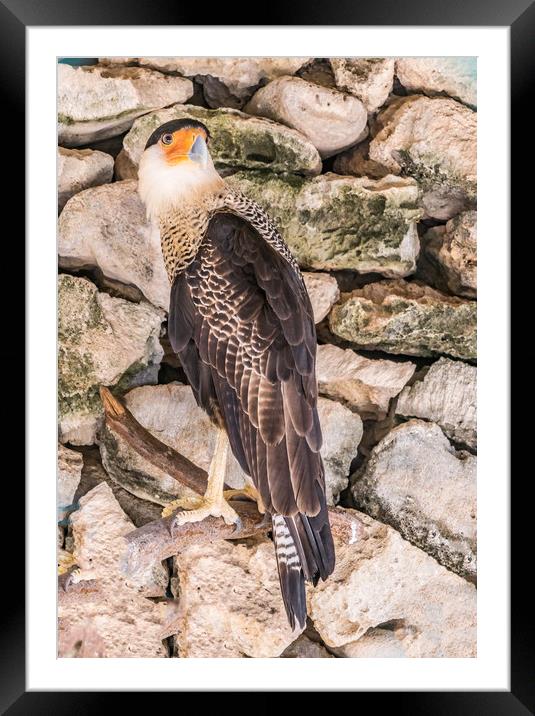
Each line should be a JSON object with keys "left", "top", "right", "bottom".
{"left": 369, "top": 96, "right": 477, "bottom": 205}
{"left": 227, "top": 171, "right": 422, "bottom": 276}
{"left": 329, "top": 279, "right": 476, "bottom": 360}
{"left": 123, "top": 105, "right": 322, "bottom": 175}
{"left": 58, "top": 275, "right": 163, "bottom": 445}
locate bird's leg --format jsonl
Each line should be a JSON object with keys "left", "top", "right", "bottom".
{"left": 161, "top": 429, "right": 240, "bottom": 526}
{"left": 224, "top": 484, "right": 266, "bottom": 514}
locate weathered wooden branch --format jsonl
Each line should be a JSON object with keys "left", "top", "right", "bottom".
{"left": 124, "top": 502, "right": 269, "bottom": 575}
{"left": 100, "top": 386, "right": 220, "bottom": 495}
{"left": 61, "top": 388, "right": 348, "bottom": 586}
{"left": 99, "top": 386, "right": 269, "bottom": 577}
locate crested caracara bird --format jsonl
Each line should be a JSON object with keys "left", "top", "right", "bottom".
{"left": 138, "top": 119, "right": 335, "bottom": 629}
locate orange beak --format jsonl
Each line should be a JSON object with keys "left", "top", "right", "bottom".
{"left": 162, "top": 128, "right": 207, "bottom": 165}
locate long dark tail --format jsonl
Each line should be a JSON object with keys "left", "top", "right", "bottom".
{"left": 271, "top": 485, "right": 335, "bottom": 630}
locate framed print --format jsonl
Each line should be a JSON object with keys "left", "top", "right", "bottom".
{"left": 7, "top": 0, "right": 530, "bottom": 710}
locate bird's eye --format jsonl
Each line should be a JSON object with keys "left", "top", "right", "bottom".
{"left": 161, "top": 133, "right": 174, "bottom": 145}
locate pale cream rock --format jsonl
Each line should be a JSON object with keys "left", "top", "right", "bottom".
{"left": 319, "top": 397, "right": 363, "bottom": 504}
{"left": 57, "top": 444, "right": 83, "bottom": 520}
{"left": 102, "top": 57, "right": 311, "bottom": 102}
{"left": 396, "top": 357, "right": 476, "bottom": 448}
{"left": 58, "top": 63, "right": 193, "bottom": 146}
{"left": 330, "top": 58, "right": 395, "bottom": 112}
{"left": 58, "top": 483, "right": 172, "bottom": 658}
{"left": 329, "top": 279, "right": 477, "bottom": 360}
{"left": 58, "top": 180, "right": 170, "bottom": 311}
{"left": 308, "top": 508, "right": 477, "bottom": 657}
{"left": 420, "top": 210, "right": 477, "bottom": 298}
{"left": 58, "top": 147, "right": 114, "bottom": 211}
{"left": 316, "top": 344, "right": 416, "bottom": 419}
{"left": 70, "top": 482, "right": 168, "bottom": 595}
{"left": 245, "top": 76, "right": 368, "bottom": 158}
{"left": 352, "top": 420, "right": 477, "bottom": 580}
{"left": 369, "top": 95, "right": 476, "bottom": 206}
{"left": 172, "top": 537, "right": 303, "bottom": 657}
{"left": 303, "top": 272, "right": 340, "bottom": 323}
{"left": 396, "top": 57, "right": 477, "bottom": 107}
{"left": 229, "top": 172, "right": 421, "bottom": 277}
{"left": 58, "top": 275, "right": 164, "bottom": 446}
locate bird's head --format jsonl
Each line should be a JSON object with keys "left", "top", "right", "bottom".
{"left": 138, "top": 119, "right": 223, "bottom": 220}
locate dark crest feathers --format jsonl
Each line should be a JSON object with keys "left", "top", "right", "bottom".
{"left": 145, "top": 119, "right": 211, "bottom": 150}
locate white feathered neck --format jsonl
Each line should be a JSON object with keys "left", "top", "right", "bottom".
{"left": 137, "top": 144, "right": 224, "bottom": 221}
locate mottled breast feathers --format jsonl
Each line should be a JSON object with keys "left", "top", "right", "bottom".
{"left": 167, "top": 210, "right": 324, "bottom": 518}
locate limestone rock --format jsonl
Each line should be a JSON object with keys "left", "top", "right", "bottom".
{"left": 60, "top": 174, "right": 419, "bottom": 283}
{"left": 123, "top": 104, "right": 322, "bottom": 175}
{"left": 196, "top": 74, "right": 248, "bottom": 110}
{"left": 58, "top": 177, "right": 393, "bottom": 319}
{"left": 419, "top": 210, "right": 477, "bottom": 298}
{"left": 58, "top": 275, "right": 163, "bottom": 445}
{"left": 333, "top": 139, "right": 390, "bottom": 180}
{"left": 57, "top": 444, "right": 83, "bottom": 521}
{"left": 351, "top": 420, "right": 476, "bottom": 580}
{"left": 100, "top": 384, "right": 362, "bottom": 507}
{"left": 420, "top": 188, "right": 470, "bottom": 222}
{"left": 297, "top": 58, "right": 337, "bottom": 89}
{"left": 59, "top": 180, "right": 170, "bottom": 311}
{"left": 75, "top": 447, "right": 163, "bottom": 527}
{"left": 59, "top": 483, "right": 171, "bottom": 657}
{"left": 308, "top": 508, "right": 477, "bottom": 657}
{"left": 396, "top": 357, "right": 476, "bottom": 448}
{"left": 335, "top": 628, "right": 409, "bottom": 657}
{"left": 369, "top": 96, "right": 476, "bottom": 217}
{"left": 228, "top": 172, "right": 421, "bottom": 277}
{"left": 71, "top": 482, "right": 168, "bottom": 595}
{"left": 102, "top": 57, "right": 311, "bottom": 105}
{"left": 58, "top": 147, "right": 114, "bottom": 211}
{"left": 244, "top": 76, "right": 368, "bottom": 158}
{"left": 318, "top": 398, "right": 363, "bottom": 504}
{"left": 171, "top": 537, "right": 303, "bottom": 657}
{"left": 281, "top": 634, "right": 334, "bottom": 658}
{"left": 303, "top": 272, "right": 340, "bottom": 323}
{"left": 316, "top": 344, "right": 416, "bottom": 419}
{"left": 329, "top": 279, "right": 476, "bottom": 360}
{"left": 58, "top": 63, "right": 193, "bottom": 146}
{"left": 330, "top": 58, "right": 395, "bottom": 112}
{"left": 114, "top": 147, "right": 138, "bottom": 180}
{"left": 99, "top": 383, "right": 249, "bottom": 506}
{"left": 396, "top": 57, "right": 477, "bottom": 107}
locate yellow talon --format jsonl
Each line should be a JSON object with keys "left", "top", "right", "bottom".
{"left": 160, "top": 430, "right": 247, "bottom": 527}
{"left": 161, "top": 493, "right": 240, "bottom": 526}
{"left": 224, "top": 484, "right": 265, "bottom": 514}
{"left": 161, "top": 495, "right": 204, "bottom": 518}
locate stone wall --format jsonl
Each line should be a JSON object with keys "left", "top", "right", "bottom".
{"left": 57, "top": 56, "right": 477, "bottom": 658}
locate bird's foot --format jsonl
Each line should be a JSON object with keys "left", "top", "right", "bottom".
{"left": 224, "top": 484, "right": 266, "bottom": 514}
{"left": 161, "top": 494, "right": 241, "bottom": 527}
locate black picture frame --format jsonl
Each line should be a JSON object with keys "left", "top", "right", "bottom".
{"left": 6, "top": 0, "right": 529, "bottom": 711}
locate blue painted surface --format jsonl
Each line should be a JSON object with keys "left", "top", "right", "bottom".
{"left": 58, "top": 58, "right": 98, "bottom": 66}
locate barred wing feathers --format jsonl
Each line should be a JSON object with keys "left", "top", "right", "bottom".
{"left": 168, "top": 211, "right": 334, "bottom": 629}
